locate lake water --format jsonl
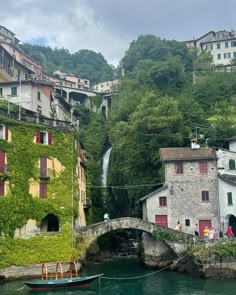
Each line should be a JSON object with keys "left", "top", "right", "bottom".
{"left": 0, "top": 258, "right": 236, "bottom": 295}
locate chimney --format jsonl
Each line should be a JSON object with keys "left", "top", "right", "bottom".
{"left": 191, "top": 138, "right": 200, "bottom": 149}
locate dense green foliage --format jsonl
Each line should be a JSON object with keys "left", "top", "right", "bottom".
{"left": 20, "top": 44, "right": 114, "bottom": 83}
{"left": 0, "top": 120, "right": 83, "bottom": 268}
{"left": 104, "top": 35, "right": 236, "bottom": 217}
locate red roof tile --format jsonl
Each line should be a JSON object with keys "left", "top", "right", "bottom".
{"left": 160, "top": 147, "right": 216, "bottom": 162}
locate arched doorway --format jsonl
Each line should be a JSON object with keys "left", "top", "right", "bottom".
{"left": 40, "top": 214, "right": 59, "bottom": 232}
{"left": 229, "top": 215, "right": 236, "bottom": 235}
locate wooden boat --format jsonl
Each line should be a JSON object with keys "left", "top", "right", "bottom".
{"left": 24, "top": 261, "right": 103, "bottom": 291}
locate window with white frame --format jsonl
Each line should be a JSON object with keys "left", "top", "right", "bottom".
{"left": 224, "top": 53, "right": 231, "bottom": 59}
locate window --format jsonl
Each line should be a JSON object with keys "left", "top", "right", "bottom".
{"left": 39, "top": 182, "right": 47, "bottom": 198}
{"left": 202, "top": 191, "right": 209, "bottom": 202}
{"left": 37, "top": 105, "right": 42, "bottom": 115}
{"left": 224, "top": 53, "right": 231, "bottom": 59}
{"left": 36, "top": 131, "right": 52, "bottom": 145}
{"left": 0, "top": 88, "right": 3, "bottom": 97}
{"left": 217, "top": 43, "right": 221, "bottom": 49}
{"left": 37, "top": 91, "right": 41, "bottom": 101}
{"left": 175, "top": 163, "right": 183, "bottom": 174}
{"left": 11, "top": 86, "right": 17, "bottom": 96}
{"left": 199, "top": 162, "right": 208, "bottom": 174}
{"left": 225, "top": 42, "right": 229, "bottom": 48}
{"left": 229, "top": 159, "right": 236, "bottom": 170}
{"left": 227, "top": 192, "right": 233, "bottom": 205}
{"left": 159, "top": 196, "right": 167, "bottom": 207}
{"left": 231, "top": 41, "right": 236, "bottom": 47}
{"left": 206, "top": 44, "right": 213, "bottom": 50}
{"left": 185, "top": 219, "right": 190, "bottom": 226}
{"left": 0, "top": 125, "right": 8, "bottom": 140}
{"left": 217, "top": 53, "right": 221, "bottom": 60}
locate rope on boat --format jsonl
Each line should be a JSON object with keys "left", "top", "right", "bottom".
{"left": 14, "top": 286, "right": 26, "bottom": 291}
{"left": 100, "top": 253, "right": 190, "bottom": 280}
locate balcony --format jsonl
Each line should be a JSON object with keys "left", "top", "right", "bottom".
{"left": 39, "top": 168, "right": 50, "bottom": 179}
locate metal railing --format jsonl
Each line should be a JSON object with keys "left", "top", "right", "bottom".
{"left": 0, "top": 105, "right": 74, "bottom": 130}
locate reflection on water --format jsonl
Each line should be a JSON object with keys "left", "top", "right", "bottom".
{"left": 0, "top": 258, "right": 236, "bottom": 295}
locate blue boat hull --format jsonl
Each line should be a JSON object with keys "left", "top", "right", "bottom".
{"left": 24, "top": 274, "right": 103, "bottom": 291}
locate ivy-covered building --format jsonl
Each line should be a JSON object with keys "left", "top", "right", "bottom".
{"left": 0, "top": 117, "right": 88, "bottom": 268}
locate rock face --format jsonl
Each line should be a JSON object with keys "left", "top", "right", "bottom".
{"left": 141, "top": 233, "right": 177, "bottom": 267}
{"left": 141, "top": 234, "right": 236, "bottom": 279}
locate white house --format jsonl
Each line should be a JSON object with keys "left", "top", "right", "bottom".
{"left": 217, "top": 139, "right": 236, "bottom": 235}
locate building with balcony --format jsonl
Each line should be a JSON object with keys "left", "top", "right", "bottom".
{"left": 217, "top": 138, "right": 236, "bottom": 235}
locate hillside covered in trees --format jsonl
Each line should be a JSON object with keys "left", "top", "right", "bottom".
{"left": 21, "top": 35, "right": 236, "bottom": 223}
{"left": 20, "top": 44, "right": 114, "bottom": 83}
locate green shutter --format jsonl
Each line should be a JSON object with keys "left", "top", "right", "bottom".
{"left": 11, "top": 87, "right": 17, "bottom": 96}
{"left": 229, "top": 159, "right": 236, "bottom": 170}
{"left": 227, "top": 192, "right": 233, "bottom": 205}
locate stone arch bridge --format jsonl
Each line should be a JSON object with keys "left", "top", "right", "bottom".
{"left": 75, "top": 217, "right": 193, "bottom": 255}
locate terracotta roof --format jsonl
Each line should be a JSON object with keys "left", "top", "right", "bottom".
{"left": 139, "top": 185, "right": 168, "bottom": 202}
{"left": 160, "top": 147, "right": 216, "bottom": 162}
{"left": 218, "top": 174, "right": 236, "bottom": 186}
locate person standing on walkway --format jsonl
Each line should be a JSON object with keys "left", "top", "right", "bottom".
{"left": 175, "top": 221, "right": 182, "bottom": 232}
{"left": 227, "top": 225, "right": 234, "bottom": 238}
{"left": 209, "top": 227, "right": 215, "bottom": 240}
{"left": 194, "top": 224, "right": 199, "bottom": 236}
{"left": 104, "top": 213, "right": 111, "bottom": 229}
{"left": 204, "top": 226, "right": 209, "bottom": 241}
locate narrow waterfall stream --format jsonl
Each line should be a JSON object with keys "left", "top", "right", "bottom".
{"left": 102, "top": 147, "right": 112, "bottom": 187}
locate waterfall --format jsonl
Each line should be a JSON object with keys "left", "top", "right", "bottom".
{"left": 102, "top": 147, "right": 112, "bottom": 187}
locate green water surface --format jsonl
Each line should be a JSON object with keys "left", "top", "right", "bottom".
{"left": 0, "top": 258, "right": 235, "bottom": 295}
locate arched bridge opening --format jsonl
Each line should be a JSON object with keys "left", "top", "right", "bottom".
{"left": 75, "top": 217, "right": 193, "bottom": 257}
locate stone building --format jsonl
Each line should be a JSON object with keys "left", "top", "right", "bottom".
{"left": 217, "top": 138, "right": 236, "bottom": 235}
{"left": 140, "top": 141, "right": 219, "bottom": 237}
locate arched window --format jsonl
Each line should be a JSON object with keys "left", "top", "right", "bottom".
{"left": 229, "top": 159, "right": 236, "bottom": 170}
{"left": 40, "top": 214, "right": 59, "bottom": 232}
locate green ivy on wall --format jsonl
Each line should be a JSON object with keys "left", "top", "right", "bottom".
{"left": 0, "top": 118, "right": 83, "bottom": 268}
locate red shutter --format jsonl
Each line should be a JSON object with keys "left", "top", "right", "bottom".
{"left": 40, "top": 157, "right": 47, "bottom": 177}
{"left": 36, "top": 131, "right": 40, "bottom": 144}
{"left": 48, "top": 132, "right": 52, "bottom": 145}
{"left": 0, "top": 181, "right": 4, "bottom": 196}
{"left": 0, "top": 151, "right": 5, "bottom": 173}
{"left": 5, "top": 127, "right": 8, "bottom": 141}
{"left": 39, "top": 183, "right": 47, "bottom": 198}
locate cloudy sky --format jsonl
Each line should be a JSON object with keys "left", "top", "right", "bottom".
{"left": 1, "top": 0, "right": 236, "bottom": 65}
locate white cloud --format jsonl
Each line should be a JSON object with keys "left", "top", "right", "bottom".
{"left": 0, "top": 0, "right": 127, "bottom": 65}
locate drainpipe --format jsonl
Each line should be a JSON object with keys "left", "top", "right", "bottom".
{"left": 215, "top": 157, "right": 221, "bottom": 233}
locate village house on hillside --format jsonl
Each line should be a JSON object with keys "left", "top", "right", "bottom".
{"left": 217, "top": 138, "right": 236, "bottom": 235}
{"left": 185, "top": 30, "right": 236, "bottom": 66}
{"left": 140, "top": 140, "right": 219, "bottom": 237}
{"left": 0, "top": 118, "right": 88, "bottom": 238}
{"left": 0, "top": 26, "right": 97, "bottom": 121}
